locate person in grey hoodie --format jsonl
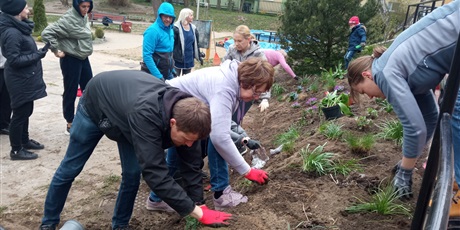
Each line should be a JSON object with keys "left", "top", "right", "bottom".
{"left": 148, "top": 58, "right": 273, "bottom": 211}
{"left": 41, "top": 0, "right": 94, "bottom": 135}
{"left": 347, "top": 0, "right": 460, "bottom": 199}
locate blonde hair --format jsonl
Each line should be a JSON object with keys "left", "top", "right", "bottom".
{"left": 177, "top": 8, "right": 193, "bottom": 24}
{"left": 347, "top": 46, "right": 387, "bottom": 102}
{"left": 234, "top": 25, "right": 252, "bottom": 40}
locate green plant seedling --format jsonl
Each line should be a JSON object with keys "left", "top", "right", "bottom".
{"left": 345, "top": 182, "right": 412, "bottom": 216}
{"left": 376, "top": 119, "right": 403, "bottom": 146}
{"left": 331, "top": 158, "right": 363, "bottom": 176}
{"left": 319, "top": 121, "right": 344, "bottom": 140}
{"left": 299, "top": 143, "right": 334, "bottom": 176}
{"left": 275, "top": 126, "right": 300, "bottom": 154}
{"left": 272, "top": 83, "right": 286, "bottom": 97}
{"left": 345, "top": 133, "right": 375, "bottom": 155}
{"left": 184, "top": 215, "right": 200, "bottom": 230}
{"left": 355, "top": 116, "right": 372, "bottom": 130}
{"left": 376, "top": 99, "right": 393, "bottom": 113}
{"left": 366, "top": 108, "right": 378, "bottom": 119}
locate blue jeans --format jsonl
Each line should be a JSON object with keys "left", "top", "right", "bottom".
{"left": 344, "top": 50, "right": 356, "bottom": 69}
{"left": 41, "top": 99, "right": 141, "bottom": 229}
{"left": 452, "top": 90, "right": 460, "bottom": 185}
{"left": 207, "top": 139, "right": 229, "bottom": 192}
{"left": 149, "top": 141, "right": 204, "bottom": 203}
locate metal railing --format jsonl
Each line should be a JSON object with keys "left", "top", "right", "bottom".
{"left": 411, "top": 31, "right": 460, "bottom": 229}
{"left": 403, "top": 0, "right": 445, "bottom": 30}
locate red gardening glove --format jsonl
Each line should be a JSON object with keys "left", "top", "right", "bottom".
{"left": 198, "top": 205, "right": 232, "bottom": 227}
{"left": 244, "top": 168, "right": 269, "bottom": 184}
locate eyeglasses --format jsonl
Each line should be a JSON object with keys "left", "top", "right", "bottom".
{"left": 252, "top": 86, "right": 265, "bottom": 97}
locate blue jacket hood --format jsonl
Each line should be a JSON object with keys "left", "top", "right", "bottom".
{"left": 73, "top": 0, "right": 93, "bottom": 17}
{"left": 155, "top": 2, "right": 176, "bottom": 30}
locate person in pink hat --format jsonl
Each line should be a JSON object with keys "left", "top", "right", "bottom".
{"left": 344, "top": 16, "right": 366, "bottom": 69}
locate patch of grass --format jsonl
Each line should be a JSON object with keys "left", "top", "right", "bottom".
{"left": 345, "top": 133, "right": 375, "bottom": 155}
{"left": 376, "top": 119, "right": 403, "bottom": 146}
{"left": 0, "top": 206, "right": 7, "bottom": 214}
{"left": 298, "top": 76, "right": 310, "bottom": 87}
{"left": 319, "top": 121, "right": 344, "bottom": 140}
{"left": 307, "top": 79, "right": 320, "bottom": 93}
{"left": 275, "top": 126, "right": 300, "bottom": 153}
{"left": 103, "top": 174, "right": 121, "bottom": 189}
{"left": 299, "top": 143, "right": 334, "bottom": 176}
{"left": 345, "top": 183, "right": 412, "bottom": 216}
{"left": 331, "top": 158, "right": 363, "bottom": 176}
{"left": 271, "top": 83, "right": 286, "bottom": 97}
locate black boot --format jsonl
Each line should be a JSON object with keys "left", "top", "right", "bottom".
{"left": 10, "top": 148, "right": 38, "bottom": 160}
{"left": 22, "top": 139, "right": 45, "bottom": 150}
{"left": 39, "top": 224, "right": 56, "bottom": 230}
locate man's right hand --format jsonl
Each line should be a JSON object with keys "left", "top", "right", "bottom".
{"left": 245, "top": 168, "right": 269, "bottom": 184}
{"left": 198, "top": 205, "right": 232, "bottom": 227}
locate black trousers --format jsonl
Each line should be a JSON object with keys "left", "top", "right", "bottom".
{"left": 0, "top": 69, "right": 11, "bottom": 129}
{"left": 9, "top": 101, "right": 33, "bottom": 151}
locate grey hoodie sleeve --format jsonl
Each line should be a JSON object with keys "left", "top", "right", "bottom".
{"left": 230, "top": 120, "right": 248, "bottom": 148}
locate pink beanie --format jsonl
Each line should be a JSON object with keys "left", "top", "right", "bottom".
{"left": 349, "top": 16, "right": 360, "bottom": 24}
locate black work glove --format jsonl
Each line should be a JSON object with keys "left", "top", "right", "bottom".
{"left": 246, "top": 139, "right": 261, "bottom": 150}
{"left": 393, "top": 162, "right": 413, "bottom": 200}
{"left": 38, "top": 49, "right": 48, "bottom": 58}
{"left": 293, "top": 76, "right": 299, "bottom": 81}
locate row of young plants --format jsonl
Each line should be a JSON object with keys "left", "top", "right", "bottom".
{"left": 269, "top": 64, "right": 411, "bottom": 221}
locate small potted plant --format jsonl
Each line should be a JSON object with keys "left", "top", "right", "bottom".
{"left": 319, "top": 90, "right": 352, "bottom": 120}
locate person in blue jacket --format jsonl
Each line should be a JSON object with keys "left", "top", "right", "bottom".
{"left": 344, "top": 16, "right": 366, "bottom": 69}
{"left": 346, "top": 0, "right": 460, "bottom": 199}
{"left": 142, "top": 2, "right": 175, "bottom": 80}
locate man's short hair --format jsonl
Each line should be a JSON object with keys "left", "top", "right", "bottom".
{"left": 172, "top": 97, "right": 211, "bottom": 139}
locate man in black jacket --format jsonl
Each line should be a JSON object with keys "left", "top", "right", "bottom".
{"left": 39, "top": 70, "right": 232, "bottom": 230}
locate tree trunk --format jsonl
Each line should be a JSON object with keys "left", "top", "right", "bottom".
{"left": 239, "top": 0, "right": 244, "bottom": 12}
{"left": 184, "top": 0, "right": 190, "bottom": 7}
{"left": 217, "top": 0, "right": 221, "bottom": 10}
{"left": 60, "top": 0, "right": 69, "bottom": 6}
{"left": 152, "top": 0, "right": 162, "bottom": 18}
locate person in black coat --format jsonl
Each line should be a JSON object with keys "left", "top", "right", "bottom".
{"left": 39, "top": 70, "right": 232, "bottom": 230}
{"left": 0, "top": 0, "right": 48, "bottom": 160}
{"left": 0, "top": 48, "right": 11, "bottom": 135}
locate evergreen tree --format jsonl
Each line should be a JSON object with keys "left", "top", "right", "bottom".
{"left": 33, "top": 0, "right": 48, "bottom": 34}
{"left": 279, "top": 0, "right": 379, "bottom": 74}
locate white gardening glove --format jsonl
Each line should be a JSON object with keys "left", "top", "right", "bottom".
{"left": 259, "top": 99, "right": 269, "bottom": 112}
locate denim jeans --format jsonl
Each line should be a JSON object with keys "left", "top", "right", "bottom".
{"left": 207, "top": 139, "right": 229, "bottom": 192}
{"left": 451, "top": 90, "right": 460, "bottom": 185}
{"left": 41, "top": 98, "right": 141, "bottom": 229}
{"left": 344, "top": 50, "right": 356, "bottom": 69}
{"left": 149, "top": 141, "right": 204, "bottom": 203}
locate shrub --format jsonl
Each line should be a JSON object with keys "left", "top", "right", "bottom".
{"left": 33, "top": 0, "right": 48, "bottom": 34}
{"left": 95, "top": 27, "right": 105, "bottom": 39}
{"left": 37, "top": 36, "right": 43, "bottom": 42}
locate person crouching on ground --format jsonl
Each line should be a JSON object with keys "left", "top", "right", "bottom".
{"left": 39, "top": 70, "right": 232, "bottom": 230}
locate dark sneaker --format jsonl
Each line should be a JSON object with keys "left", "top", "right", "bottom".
{"left": 22, "top": 139, "right": 45, "bottom": 150}
{"left": 0, "top": 128, "right": 9, "bottom": 135}
{"left": 113, "top": 226, "right": 131, "bottom": 230}
{"left": 10, "top": 148, "right": 38, "bottom": 160}
{"left": 39, "top": 224, "right": 56, "bottom": 230}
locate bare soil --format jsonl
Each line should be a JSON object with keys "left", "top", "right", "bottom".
{"left": 0, "top": 2, "right": 422, "bottom": 230}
